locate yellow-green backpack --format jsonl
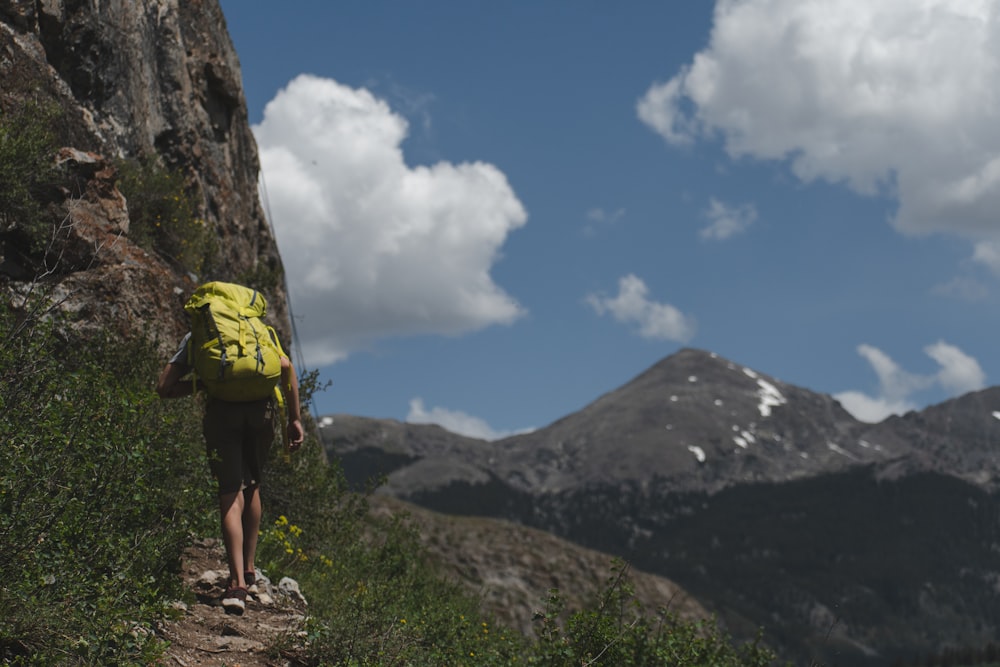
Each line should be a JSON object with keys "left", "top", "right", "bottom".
{"left": 184, "top": 282, "right": 284, "bottom": 402}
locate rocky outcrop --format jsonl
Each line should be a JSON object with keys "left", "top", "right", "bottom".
{"left": 0, "top": 0, "right": 289, "bottom": 347}
{"left": 369, "top": 495, "right": 710, "bottom": 638}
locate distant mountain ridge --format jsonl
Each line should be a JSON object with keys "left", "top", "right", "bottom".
{"left": 325, "top": 348, "right": 1000, "bottom": 497}
{"left": 321, "top": 347, "right": 1000, "bottom": 666}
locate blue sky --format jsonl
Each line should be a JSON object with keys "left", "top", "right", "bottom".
{"left": 218, "top": 1, "right": 1000, "bottom": 439}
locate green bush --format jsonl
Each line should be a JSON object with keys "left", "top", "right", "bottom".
{"left": 116, "top": 156, "right": 218, "bottom": 275}
{"left": 0, "top": 297, "right": 213, "bottom": 664}
{"left": 0, "top": 101, "right": 60, "bottom": 252}
{"left": 530, "top": 562, "right": 779, "bottom": 666}
{"left": 238, "top": 258, "right": 284, "bottom": 293}
{"left": 253, "top": 432, "right": 522, "bottom": 666}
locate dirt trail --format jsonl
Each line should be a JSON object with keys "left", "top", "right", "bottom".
{"left": 156, "top": 539, "right": 308, "bottom": 667}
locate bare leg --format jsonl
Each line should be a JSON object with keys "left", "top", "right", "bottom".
{"left": 219, "top": 490, "right": 246, "bottom": 589}
{"left": 242, "top": 484, "right": 262, "bottom": 578}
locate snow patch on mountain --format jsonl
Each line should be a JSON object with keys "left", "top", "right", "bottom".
{"left": 827, "top": 442, "right": 858, "bottom": 461}
{"left": 688, "top": 445, "right": 706, "bottom": 463}
{"left": 755, "top": 378, "right": 787, "bottom": 417}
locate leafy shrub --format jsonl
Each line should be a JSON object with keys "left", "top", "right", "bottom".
{"left": 253, "top": 432, "right": 523, "bottom": 665}
{"left": 530, "top": 562, "right": 781, "bottom": 666}
{"left": 238, "top": 257, "right": 284, "bottom": 293}
{"left": 0, "top": 101, "right": 61, "bottom": 251}
{"left": 0, "top": 296, "right": 213, "bottom": 664}
{"left": 116, "top": 156, "right": 218, "bottom": 275}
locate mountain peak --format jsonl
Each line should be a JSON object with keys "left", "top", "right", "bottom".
{"left": 491, "top": 347, "right": 881, "bottom": 493}
{"left": 324, "top": 348, "right": 905, "bottom": 495}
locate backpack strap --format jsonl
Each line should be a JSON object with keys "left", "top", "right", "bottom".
{"left": 185, "top": 336, "right": 198, "bottom": 398}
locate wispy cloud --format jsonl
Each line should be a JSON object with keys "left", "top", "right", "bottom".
{"left": 701, "top": 198, "right": 757, "bottom": 240}
{"left": 406, "top": 398, "right": 533, "bottom": 441}
{"left": 972, "top": 240, "right": 1000, "bottom": 275}
{"left": 835, "top": 341, "right": 986, "bottom": 422}
{"left": 253, "top": 75, "right": 527, "bottom": 366}
{"left": 925, "top": 340, "right": 987, "bottom": 395}
{"left": 931, "top": 276, "right": 989, "bottom": 302}
{"left": 583, "top": 207, "right": 626, "bottom": 237}
{"left": 586, "top": 274, "right": 696, "bottom": 342}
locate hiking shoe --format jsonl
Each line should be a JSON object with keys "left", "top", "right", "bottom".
{"left": 245, "top": 571, "right": 258, "bottom": 595}
{"left": 222, "top": 587, "right": 248, "bottom": 615}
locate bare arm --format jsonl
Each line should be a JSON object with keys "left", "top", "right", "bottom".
{"left": 156, "top": 362, "right": 194, "bottom": 399}
{"left": 281, "top": 356, "right": 305, "bottom": 450}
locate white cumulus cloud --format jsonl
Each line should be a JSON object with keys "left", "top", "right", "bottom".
{"left": 638, "top": 0, "right": 1000, "bottom": 240}
{"left": 253, "top": 74, "right": 528, "bottom": 365}
{"left": 835, "top": 341, "right": 986, "bottom": 422}
{"left": 586, "top": 274, "right": 696, "bottom": 342}
{"left": 406, "top": 398, "right": 533, "bottom": 441}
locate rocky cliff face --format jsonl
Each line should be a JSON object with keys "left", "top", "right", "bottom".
{"left": 0, "top": 0, "right": 289, "bottom": 345}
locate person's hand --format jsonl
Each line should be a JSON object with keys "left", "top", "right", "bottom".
{"left": 287, "top": 418, "right": 305, "bottom": 451}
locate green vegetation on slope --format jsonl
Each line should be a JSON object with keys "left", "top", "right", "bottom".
{"left": 0, "top": 100, "right": 61, "bottom": 254}
{"left": 115, "top": 155, "right": 218, "bottom": 276}
{"left": 0, "top": 297, "right": 215, "bottom": 664}
{"left": 0, "top": 289, "right": 780, "bottom": 665}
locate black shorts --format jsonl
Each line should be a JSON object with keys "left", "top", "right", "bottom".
{"left": 202, "top": 398, "right": 276, "bottom": 494}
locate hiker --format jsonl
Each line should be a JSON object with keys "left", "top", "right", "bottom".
{"left": 156, "top": 282, "right": 305, "bottom": 615}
